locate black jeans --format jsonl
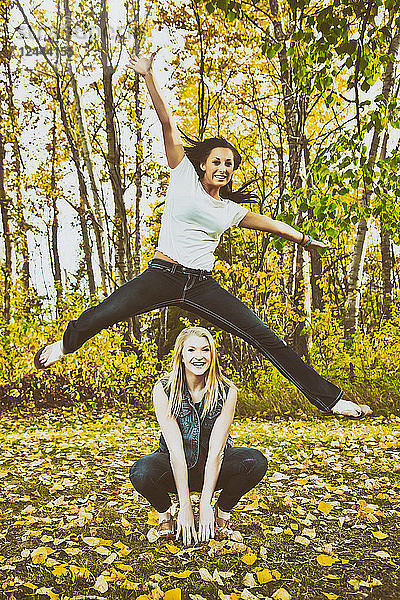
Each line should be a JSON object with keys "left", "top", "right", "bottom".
{"left": 129, "top": 447, "right": 268, "bottom": 512}
{"left": 63, "top": 258, "right": 343, "bottom": 412}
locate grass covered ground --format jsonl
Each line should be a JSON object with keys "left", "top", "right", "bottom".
{"left": 1, "top": 410, "right": 400, "bottom": 600}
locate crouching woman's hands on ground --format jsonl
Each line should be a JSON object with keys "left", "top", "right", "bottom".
{"left": 176, "top": 502, "right": 198, "bottom": 546}
{"left": 198, "top": 500, "right": 215, "bottom": 542}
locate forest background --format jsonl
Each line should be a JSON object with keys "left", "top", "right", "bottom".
{"left": 1, "top": 0, "right": 400, "bottom": 416}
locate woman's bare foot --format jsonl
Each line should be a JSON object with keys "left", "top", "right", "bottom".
{"left": 35, "top": 340, "right": 65, "bottom": 369}
{"left": 332, "top": 399, "right": 372, "bottom": 419}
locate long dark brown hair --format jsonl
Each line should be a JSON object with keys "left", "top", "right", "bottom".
{"left": 183, "top": 136, "right": 257, "bottom": 204}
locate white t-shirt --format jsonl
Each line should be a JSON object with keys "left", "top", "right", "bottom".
{"left": 157, "top": 155, "right": 249, "bottom": 270}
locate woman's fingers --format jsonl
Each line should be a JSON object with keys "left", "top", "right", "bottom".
{"left": 192, "top": 525, "right": 198, "bottom": 544}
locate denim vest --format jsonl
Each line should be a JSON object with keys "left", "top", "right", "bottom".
{"left": 158, "top": 378, "right": 234, "bottom": 469}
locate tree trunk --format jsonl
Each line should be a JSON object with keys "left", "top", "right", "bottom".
{"left": 2, "top": 2, "right": 30, "bottom": 310}
{"left": 99, "top": 0, "right": 133, "bottom": 286}
{"left": 14, "top": 0, "right": 96, "bottom": 298}
{"left": 379, "top": 131, "right": 392, "bottom": 319}
{"left": 50, "top": 111, "right": 62, "bottom": 314}
{"left": 344, "top": 29, "right": 400, "bottom": 337}
{"left": 64, "top": 0, "right": 109, "bottom": 297}
{"left": 0, "top": 130, "right": 11, "bottom": 323}
{"left": 269, "top": 0, "right": 309, "bottom": 355}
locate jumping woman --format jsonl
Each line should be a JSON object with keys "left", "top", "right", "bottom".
{"left": 130, "top": 326, "right": 268, "bottom": 545}
{"left": 34, "top": 51, "right": 370, "bottom": 420}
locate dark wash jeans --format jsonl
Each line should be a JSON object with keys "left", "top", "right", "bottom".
{"left": 129, "top": 447, "right": 268, "bottom": 512}
{"left": 63, "top": 258, "right": 343, "bottom": 412}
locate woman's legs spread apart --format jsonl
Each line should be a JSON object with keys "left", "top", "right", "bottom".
{"left": 183, "top": 277, "right": 343, "bottom": 412}
{"left": 62, "top": 267, "right": 183, "bottom": 354}
{"left": 215, "top": 447, "right": 268, "bottom": 512}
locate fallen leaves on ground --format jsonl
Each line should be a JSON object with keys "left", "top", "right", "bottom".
{"left": 0, "top": 410, "right": 399, "bottom": 599}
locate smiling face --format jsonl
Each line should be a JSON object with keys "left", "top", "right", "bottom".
{"left": 181, "top": 334, "right": 212, "bottom": 378}
{"left": 200, "top": 147, "right": 235, "bottom": 188}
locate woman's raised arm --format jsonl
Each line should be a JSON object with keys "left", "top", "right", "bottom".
{"left": 128, "top": 53, "right": 185, "bottom": 169}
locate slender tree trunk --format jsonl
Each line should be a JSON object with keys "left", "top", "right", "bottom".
{"left": 381, "top": 228, "right": 392, "bottom": 318}
{"left": 0, "top": 130, "right": 11, "bottom": 323}
{"left": 54, "top": 78, "right": 96, "bottom": 297}
{"left": 1, "top": 2, "right": 30, "bottom": 310}
{"left": 14, "top": 0, "right": 96, "bottom": 298}
{"left": 50, "top": 111, "right": 62, "bottom": 314}
{"left": 379, "top": 131, "right": 392, "bottom": 319}
{"left": 100, "top": 0, "right": 133, "bottom": 285}
{"left": 64, "top": 0, "right": 108, "bottom": 297}
{"left": 344, "top": 29, "right": 400, "bottom": 337}
{"left": 269, "top": 0, "right": 309, "bottom": 356}
{"left": 132, "top": 0, "right": 142, "bottom": 277}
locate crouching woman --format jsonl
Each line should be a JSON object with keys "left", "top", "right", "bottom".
{"left": 129, "top": 326, "right": 268, "bottom": 545}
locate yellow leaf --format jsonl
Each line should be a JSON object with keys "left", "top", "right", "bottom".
{"left": 322, "top": 594, "right": 339, "bottom": 599}
{"left": 294, "top": 536, "right": 310, "bottom": 546}
{"left": 148, "top": 511, "right": 158, "bottom": 526}
{"left": 302, "top": 528, "right": 316, "bottom": 539}
{"left": 82, "top": 536, "right": 101, "bottom": 547}
{"left": 103, "top": 552, "right": 118, "bottom": 564}
{"left": 372, "top": 531, "right": 388, "bottom": 539}
{"left": 367, "top": 514, "right": 379, "bottom": 523}
{"left": 52, "top": 564, "right": 69, "bottom": 576}
{"left": 230, "top": 595, "right": 241, "bottom": 600}
{"left": 256, "top": 569, "right": 274, "bottom": 584}
{"left": 121, "top": 579, "right": 137, "bottom": 590}
{"left": 121, "top": 516, "right": 131, "bottom": 528}
{"left": 272, "top": 570, "right": 281, "bottom": 580}
{"left": 115, "top": 563, "right": 133, "bottom": 571}
{"left": 136, "top": 596, "right": 151, "bottom": 600}
{"left": 169, "top": 570, "right": 192, "bottom": 579}
{"left": 318, "top": 501, "right": 333, "bottom": 515}
{"left": 31, "top": 547, "right": 53, "bottom": 565}
{"left": 290, "top": 523, "right": 298, "bottom": 531}
{"left": 35, "top": 589, "right": 60, "bottom": 600}
{"left": 114, "top": 541, "right": 131, "bottom": 554}
{"left": 199, "top": 568, "right": 214, "bottom": 582}
{"left": 317, "top": 555, "right": 336, "bottom": 566}
{"left": 164, "top": 588, "right": 181, "bottom": 600}
{"left": 64, "top": 547, "right": 81, "bottom": 556}
{"left": 241, "top": 551, "right": 258, "bottom": 565}
{"left": 69, "top": 565, "right": 91, "bottom": 579}
{"left": 242, "top": 499, "right": 259, "bottom": 511}
{"left": 272, "top": 588, "right": 292, "bottom": 600}
{"left": 94, "top": 546, "right": 110, "bottom": 556}
{"left": 242, "top": 573, "right": 257, "bottom": 587}
{"left": 165, "top": 543, "right": 180, "bottom": 554}
{"left": 94, "top": 574, "right": 108, "bottom": 593}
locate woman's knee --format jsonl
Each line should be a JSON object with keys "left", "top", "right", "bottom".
{"left": 245, "top": 448, "right": 268, "bottom": 482}
{"left": 129, "top": 460, "right": 152, "bottom": 493}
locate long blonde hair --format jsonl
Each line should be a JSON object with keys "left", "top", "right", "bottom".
{"left": 161, "top": 327, "right": 234, "bottom": 418}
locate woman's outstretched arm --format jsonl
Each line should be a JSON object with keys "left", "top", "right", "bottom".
{"left": 128, "top": 53, "right": 185, "bottom": 169}
{"left": 153, "top": 381, "right": 197, "bottom": 545}
{"left": 238, "top": 211, "right": 329, "bottom": 251}
{"left": 199, "top": 387, "right": 238, "bottom": 542}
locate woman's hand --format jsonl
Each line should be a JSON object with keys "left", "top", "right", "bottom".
{"left": 198, "top": 500, "right": 215, "bottom": 542}
{"left": 305, "top": 238, "right": 329, "bottom": 251}
{"left": 176, "top": 503, "right": 198, "bottom": 546}
{"left": 127, "top": 51, "right": 158, "bottom": 77}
